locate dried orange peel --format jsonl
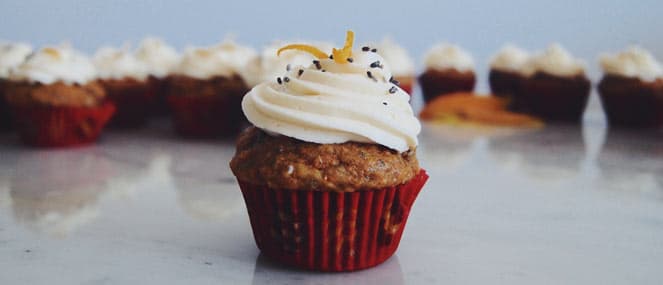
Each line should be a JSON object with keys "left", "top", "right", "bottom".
{"left": 420, "top": 92, "right": 544, "bottom": 128}
{"left": 276, "top": 30, "right": 355, "bottom": 64}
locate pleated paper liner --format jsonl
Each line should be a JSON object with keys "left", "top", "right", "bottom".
{"left": 238, "top": 169, "right": 428, "bottom": 272}
{"left": 104, "top": 83, "right": 155, "bottom": 128}
{"left": 10, "top": 101, "right": 115, "bottom": 147}
{"left": 166, "top": 95, "right": 243, "bottom": 138}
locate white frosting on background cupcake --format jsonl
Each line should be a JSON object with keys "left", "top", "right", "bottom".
{"left": 423, "top": 43, "right": 474, "bottom": 72}
{"left": 247, "top": 41, "right": 334, "bottom": 86}
{"left": 174, "top": 41, "right": 256, "bottom": 80}
{"left": 523, "top": 43, "right": 586, "bottom": 77}
{"left": 93, "top": 46, "right": 149, "bottom": 81}
{"left": 243, "top": 48, "right": 420, "bottom": 153}
{"left": 369, "top": 38, "right": 415, "bottom": 77}
{"left": 490, "top": 44, "right": 530, "bottom": 74}
{"left": 0, "top": 42, "right": 32, "bottom": 78}
{"left": 599, "top": 46, "right": 663, "bottom": 82}
{"left": 10, "top": 45, "right": 97, "bottom": 85}
{"left": 135, "top": 37, "right": 180, "bottom": 78}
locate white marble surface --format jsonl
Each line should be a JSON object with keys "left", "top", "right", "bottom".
{"left": 0, "top": 104, "right": 662, "bottom": 284}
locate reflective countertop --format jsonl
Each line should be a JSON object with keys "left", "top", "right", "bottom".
{"left": 1, "top": 98, "right": 662, "bottom": 284}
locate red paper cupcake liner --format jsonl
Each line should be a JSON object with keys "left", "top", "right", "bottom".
{"left": 106, "top": 85, "right": 155, "bottom": 128}
{"left": 238, "top": 169, "right": 428, "bottom": 272}
{"left": 399, "top": 83, "right": 413, "bottom": 96}
{"left": 10, "top": 102, "right": 115, "bottom": 147}
{"left": 167, "top": 95, "right": 244, "bottom": 138}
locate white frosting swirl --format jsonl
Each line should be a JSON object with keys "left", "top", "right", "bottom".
{"left": 174, "top": 41, "right": 256, "bottom": 80}
{"left": 599, "top": 46, "right": 663, "bottom": 82}
{"left": 135, "top": 37, "right": 180, "bottom": 78}
{"left": 368, "top": 38, "right": 415, "bottom": 77}
{"left": 93, "top": 46, "right": 149, "bottom": 80}
{"left": 242, "top": 49, "right": 420, "bottom": 153}
{"left": 10, "top": 45, "right": 97, "bottom": 85}
{"left": 0, "top": 42, "right": 32, "bottom": 78}
{"left": 490, "top": 44, "right": 530, "bottom": 74}
{"left": 423, "top": 43, "right": 474, "bottom": 72}
{"left": 245, "top": 41, "right": 334, "bottom": 87}
{"left": 523, "top": 43, "right": 586, "bottom": 77}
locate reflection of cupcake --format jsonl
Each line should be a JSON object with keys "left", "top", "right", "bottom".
{"left": 418, "top": 43, "right": 475, "bottom": 103}
{"left": 519, "top": 44, "right": 590, "bottom": 122}
{"left": 598, "top": 46, "right": 663, "bottom": 128}
{"left": 93, "top": 46, "right": 152, "bottom": 127}
{"left": 5, "top": 46, "right": 114, "bottom": 147}
{"left": 10, "top": 150, "right": 112, "bottom": 237}
{"left": 488, "top": 45, "right": 529, "bottom": 110}
{"left": 368, "top": 38, "right": 415, "bottom": 94}
{"left": 135, "top": 37, "right": 180, "bottom": 116}
{"left": 1, "top": 43, "right": 32, "bottom": 130}
{"left": 166, "top": 41, "right": 256, "bottom": 137}
{"left": 231, "top": 31, "right": 427, "bottom": 272}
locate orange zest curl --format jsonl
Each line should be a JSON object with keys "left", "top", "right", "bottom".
{"left": 331, "top": 30, "right": 354, "bottom": 64}
{"left": 276, "top": 30, "right": 356, "bottom": 64}
{"left": 277, "top": 44, "right": 328, "bottom": 59}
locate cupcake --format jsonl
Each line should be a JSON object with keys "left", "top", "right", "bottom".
{"left": 418, "top": 43, "right": 475, "bottom": 103}
{"left": 243, "top": 40, "right": 334, "bottom": 88}
{"left": 93, "top": 46, "right": 152, "bottom": 127}
{"left": 0, "top": 42, "right": 32, "bottom": 130}
{"left": 4, "top": 45, "right": 114, "bottom": 147}
{"left": 519, "top": 44, "right": 590, "bottom": 122}
{"left": 165, "top": 41, "right": 256, "bottom": 137}
{"left": 135, "top": 37, "right": 180, "bottom": 116}
{"left": 598, "top": 46, "right": 663, "bottom": 128}
{"left": 368, "top": 38, "right": 416, "bottom": 94}
{"left": 230, "top": 31, "right": 428, "bottom": 272}
{"left": 488, "top": 45, "right": 530, "bottom": 109}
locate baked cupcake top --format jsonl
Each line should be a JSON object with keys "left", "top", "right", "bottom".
{"left": 93, "top": 46, "right": 149, "bottom": 81}
{"left": 135, "top": 37, "right": 179, "bottom": 78}
{"left": 368, "top": 38, "right": 415, "bottom": 77}
{"left": 242, "top": 31, "right": 420, "bottom": 153}
{"left": 0, "top": 42, "right": 32, "bottom": 78}
{"left": 174, "top": 41, "right": 256, "bottom": 80}
{"left": 245, "top": 40, "right": 334, "bottom": 87}
{"left": 490, "top": 44, "right": 530, "bottom": 74}
{"left": 10, "top": 45, "right": 97, "bottom": 85}
{"left": 599, "top": 46, "right": 663, "bottom": 82}
{"left": 423, "top": 43, "right": 474, "bottom": 72}
{"left": 523, "top": 43, "right": 586, "bottom": 77}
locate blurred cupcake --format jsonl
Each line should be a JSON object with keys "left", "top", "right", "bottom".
{"left": 93, "top": 46, "right": 152, "bottom": 127}
{"left": 135, "top": 37, "right": 180, "bottom": 116}
{"left": 519, "top": 44, "right": 590, "bottom": 122}
{"left": 368, "top": 38, "right": 416, "bottom": 94}
{"left": 243, "top": 40, "right": 334, "bottom": 88}
{"left": 488, "top": 45, "right": 530, "bottom": 109}
{"left": 598, "top": 46, "right": 663, "bottom": 128}
{"left": 418, "top": 43, "right": 475, "bottom": 102}
{"left": 231, "top": 31, "right": 428, "bottom": 272}
{"left": 166, "top": 41, "right": 256, "bottom": 137}
{"left": 0, "top": 42, "right": 32, "bottom": 130}
{"left": 5, "top": 45, "right": 114, "bottom": 147}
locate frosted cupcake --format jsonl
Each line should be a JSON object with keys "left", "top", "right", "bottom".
{"left": 489, "top": 45, "right": 530, "bottom": 103}
{"left": 418, "top": 43, "right": 475, "bottom": 102}
{"left": 231, "top": 31, "right": 428, "bottom": 272}
{"left": 0, "top": 42, "right": 32, "bottom": 130}
{"left": 135, "top": 37, "right": 180, "bottom": 116}
{"left": 368, "top": 38, "right": 416, "bottom": 94}
{"left": 166, "top": 41, "right": 255, "bottom": 137}
{"left": 5, "top": 45, "right": 114, "bottom": 147}
{"left": 93, "top": 46, "right": 152, "bottom": 127}
{"left": 519, "top": 44, "right": 590, "bottom": 122}
{"left": 243, "top": 40, "right": 334, "bottom": 88}
{"left": 598, "top": 46, "right": 663, "bottom": 127}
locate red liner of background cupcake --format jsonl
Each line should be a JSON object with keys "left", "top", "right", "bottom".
{"left": 238, "top": 169, "right": 428, "bottom": 272}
